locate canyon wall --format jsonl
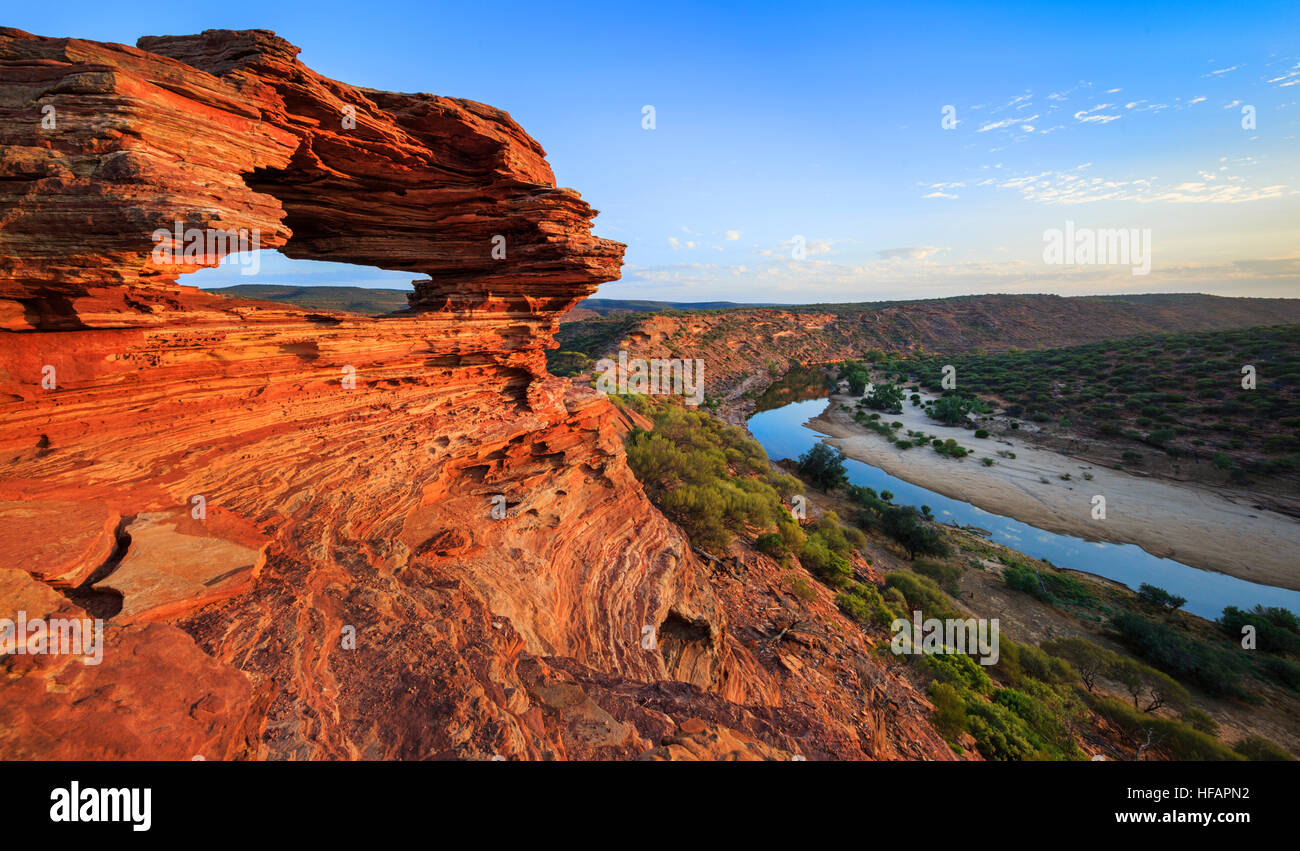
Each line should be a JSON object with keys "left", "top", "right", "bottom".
{"left": 558, "top": 294, "right": 1300, "bottom": 420}
{"left": 0, "top": 29, "right": 953, "bottom": 759}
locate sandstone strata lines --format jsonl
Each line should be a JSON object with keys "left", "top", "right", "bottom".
{"left": 0, "top": 28, "right": 954, "bottom": 761}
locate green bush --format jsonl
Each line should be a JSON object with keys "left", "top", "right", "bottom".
{"left": 1181, "top": 708, "right": 1218, "bottom": 736}
{"left": 879, "top": 505, "right": 948, "bottom": 559}
{"left": 997, "top": 639, "right": 1077, "bottom": 687}
{"left": 1003, "top": 563, "right": 1044, "bottom": 598}
{"left": 800, "top": 537, "right": 852, "bottom": 587}
{"left": 886, "top": 571, "right": 956, "bottom": 619}
{"left": 1234, "top": 735, "right": 1295, "bottom": 761}
{"left": 920, "top": 647, "right": 994, "bottom": 694}
{"left": 962, "top": 697, "right": 1049, "bottom": 761}
{"left": 835, "top": 581, "right": 895, "bottom": 628}
{"left": 797, "top": 442, "right": 848, "bottom": 492}
{"left": 1086, "top": 694, "right": 1242, "bottom": 761}
{"left": 1219, "top": 605, "right": 1300, "bottom": 656}
{"left": 928, "top": 681, "right": 967, "bottom": 738}
{"left": 1111, "top": 611, "right": 1250, "bottom": 700}
{"left": 1137, "top": 583, "right": 1187, "bottom": 611}
{"left": 625, "top": 401, "right": 800, "bottom": 553}
{"left": 913, "top": 559, "right": 962, "bottom": 594}
{"left": 755, "top": 532, "right": 786, "bottom": 557}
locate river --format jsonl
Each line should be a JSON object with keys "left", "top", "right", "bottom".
{"left": 748, "top": 397, "right": 1300, "bottom": 621}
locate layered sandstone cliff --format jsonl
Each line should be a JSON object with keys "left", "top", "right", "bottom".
{"left": 0, "top": 28, "right": 954, "bottom": 760}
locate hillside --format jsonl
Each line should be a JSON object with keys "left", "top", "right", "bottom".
{"left": 554, "top": 293, "right": 1300, "bottom": 419}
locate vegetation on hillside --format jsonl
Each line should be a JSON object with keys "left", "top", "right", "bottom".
{"left": 619, "top": 394, "right": 802, "bottom": 552}
{"left": 618, "top": 391, "right": 1297, "bottom": 762}
{"left": 891, "top": 324, "right": 1300, "bottom": 476}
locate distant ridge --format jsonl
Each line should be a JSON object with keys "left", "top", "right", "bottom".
{"left": 207, "top": 285, "right": 412, "bottom": 315}
{"left": 553, "top": 292, "right": 1300, "bottom": 398}
{"left": 575, "top": 298, "right": 779, "bottom": 315}
{"left": 205, "top": 287, "right": 775, "bottom": 318}
{"left": 206, "top": 286, "right": 1300, "bottom": 329}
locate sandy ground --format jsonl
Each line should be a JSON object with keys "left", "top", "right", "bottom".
{"left": 811, "top": 390, "right": 1300, "bottom": 592}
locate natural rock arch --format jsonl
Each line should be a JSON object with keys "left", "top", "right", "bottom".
{"left": 0, "top": 27, "right": 622, "bottom": 327}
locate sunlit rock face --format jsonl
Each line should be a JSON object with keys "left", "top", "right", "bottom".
{"left": 0, "top": 28, "right": 955, "bottom": 761}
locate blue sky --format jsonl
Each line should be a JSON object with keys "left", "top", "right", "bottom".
{"left": 14, "top": 1, "right": 1300, "bottom": 302}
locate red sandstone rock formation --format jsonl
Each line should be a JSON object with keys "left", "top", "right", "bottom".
{"left": 0, "top": 28, "right": 955, "bottom": 760}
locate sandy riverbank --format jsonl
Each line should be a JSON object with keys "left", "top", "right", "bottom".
{"left": 811, "top": 393, "right": 1300, "bottom": 592}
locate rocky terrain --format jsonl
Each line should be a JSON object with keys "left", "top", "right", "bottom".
{"left": 0, "top": 28, "right": 954, "bottom": 760}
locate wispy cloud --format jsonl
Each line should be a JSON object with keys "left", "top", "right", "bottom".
{"left": 877, "top": 246, "right": 944, "bottom": 260}
{"left": 1074, "top": 104, "right": 1121, "bottom": 123}
{"left": 994, "top": 162, "right": 1286, "bottom": 204}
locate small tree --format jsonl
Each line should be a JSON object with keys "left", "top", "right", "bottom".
{"left": 1043, "top": 637, "right": 1118, "bottom": 694}
{"left": 1112, "top": 657, "right": 1190, "bottom": 713}
{"left": 797, "top": 443, "right": 848, "bottom": 492}
{"left": 880, "top": 505, "right": 948, "bottom": 559}
{"left": 929, "top": 394, "right": 974, "bottom": 426}
{"left": 863, "top": 381, "right": 905, "bottom": 413}
{"left": 1137, "top": 583, "right": 1186, "bottom": 612}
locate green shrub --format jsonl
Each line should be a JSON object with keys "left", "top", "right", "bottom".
{"left": 1086, "top": 694, "right": 1242, "bottom": 761}
{"left": 755, "top": 532, "right": 786, "bottom": 557}
{"left": 1181, "top": 708, "right": 1219, "bottom": 736}
{"left": 1234, "top": 735, "right": 1295, "bottom": 761}
{"left": 886, "top": 571, "right": 956, "bottom": 619}
{"left": 1111, "top": 612, "right": 1250, "bottom": 700}
{"left": 1137, "top": 583, "right": 1187, "bottom": 612}
{"left": 997, "top": 639, "right": 1077, "bottom": 687}
{"left": 921, "top": 648, "right": 995, "bottom": 694}
{"left": 1219, "top": 605, "right": 1300, "bottom": 655}
{"left": 626, "top": 401, "right": 803, "bottom": 553}
{"left": 797, "top": 442, "right": 848, "bottom": 491}
{"left": 790, "top": 576, "right": 817, "bottom": 602}
{"left": 913, "top": 559, "right": 962, "bottom": 594}
{"left": 928, "top": 682, "right": 967, "bottom": 738}
{"left": 800, "top": 537, "right": 852, "bottom": 587}
{"left": 879, "top": 505, "right": 948, "bottom": 559}
{"left": 835, "top": 581, "right": 895, "bottom": 628}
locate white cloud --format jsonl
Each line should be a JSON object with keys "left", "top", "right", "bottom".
{"left": 877, "top": 246, "right": 944, "bottom": 260}
{"left": 724, "top": 230, "right": 741, "bottom": 241}
{"left": 978, "top": 114, "right": 1038, "bottom": 132}
{"left": 992, "top": 162, "right": 1286, "bottom": 204}
{"left": 1074, "top": 104, "right": 1121, "bottom": 123}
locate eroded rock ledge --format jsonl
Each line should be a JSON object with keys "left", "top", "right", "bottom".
{"left": 0, "top": 28, "right": 954, "bottom": 760}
